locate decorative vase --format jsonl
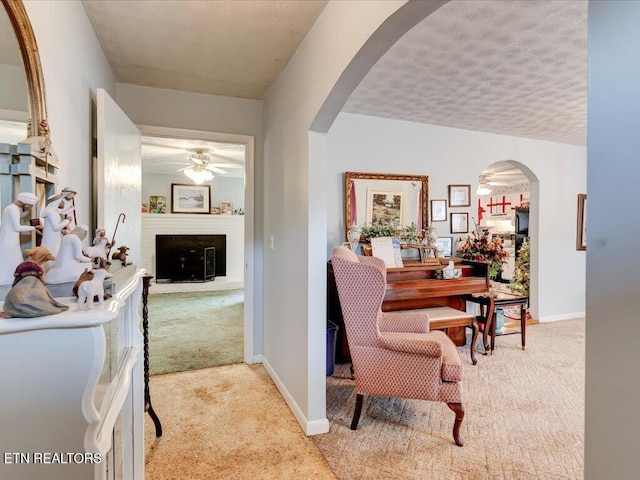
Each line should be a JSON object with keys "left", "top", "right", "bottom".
{"left": 347, "top": 224, "right": 361, "bottom": 252}
{"left": 426, "top": 226, "right": 438, "bottom": 247}
{"left": 495, "top": 307, "right": 505, "bottom": 335}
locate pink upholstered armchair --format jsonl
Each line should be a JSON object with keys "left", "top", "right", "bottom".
{"left": 331, "top": 246, "right": 465, "bottom": 446}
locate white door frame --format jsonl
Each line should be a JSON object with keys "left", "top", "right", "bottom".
{"left": 137, "top": 124, "right": 256, "bottom": 364}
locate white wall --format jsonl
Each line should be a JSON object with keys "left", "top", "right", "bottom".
{"left": 24, "top": 1, "right": 117, "bottom": 228}
{"left": 327, "top": 113, "right": 586, "bottom": 321}
{"left": 262, "top": 0, "right": 451, "bottom": 434}
{"left": 142, "top": 172, "right": 244, "bottom": 212}
{"left": 586, "top": 1, "right": 640, "bottom": 478}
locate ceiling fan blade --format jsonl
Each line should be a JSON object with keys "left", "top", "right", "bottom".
{"left": 205, "top": 165, "right": 228, "bottom": 174}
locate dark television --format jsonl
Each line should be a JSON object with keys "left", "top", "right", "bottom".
{"left": 155, "top": 234, "right": 226, "bottom": 283}
{"left": 515, "top": 208, "right": 529, "bottom": 258}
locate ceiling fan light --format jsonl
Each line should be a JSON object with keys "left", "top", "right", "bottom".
{"left": 477, "top": 182, "right": 491, "bottom": 196}
{"left": 184, "top": 166, "right": 214, "bottom": 184}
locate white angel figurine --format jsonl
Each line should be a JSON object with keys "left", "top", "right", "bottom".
{"left": 0, "top": 192, "right": 42, "bottom": 286}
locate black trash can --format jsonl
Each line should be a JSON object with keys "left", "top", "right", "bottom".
{"left": 326, "top": 320, "right": 339, "bottom": 376}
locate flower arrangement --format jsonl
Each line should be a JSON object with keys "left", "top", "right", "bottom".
{"left": 457, "top": 229, "right": 509, "bottom": 280}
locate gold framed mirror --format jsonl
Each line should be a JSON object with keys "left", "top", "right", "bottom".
{"left": 344, "top": 171, "right": 429, "bottom": 238}
{"left": 2, "top": 0, "right": 49, "bottom": 140}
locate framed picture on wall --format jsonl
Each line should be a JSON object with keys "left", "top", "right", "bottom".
{"left": 450, "top": 212, "right": 469, "bottom": 234}
{"left": 430, "top": 199, "right": 447, "bottom": 222}
{"left": 365, "top": 190, "right": 404, "bottom": 226}
{"left": 448, "top": 184, "right": 471, "bottom": 207}
{"left": 576, "top": 193, "right": 586, "bottom": 250}
{"left": 171, "top": 184, "right": 211, "bottom": 214}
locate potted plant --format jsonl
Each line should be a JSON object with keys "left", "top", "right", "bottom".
{"left": 457, "top": 229, "right": 509, "bottom": 280}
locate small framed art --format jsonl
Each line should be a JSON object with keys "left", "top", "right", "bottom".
{"left": 436, "top": 236, "right": 453, "bottom": 257}
{"left": 450, "top": 212, "right": 469, "bottom": 234}
{"left": 448, "top": 184, "right": 471, "bottom": 207}
{"left": 220, "top": 201, "right": 233, "bottom": 214}
{"left": 171, "top": 184, "right": 211, "bottom": 214}
{"left": 430, "top": 199, "right": 447, "bottom": 222}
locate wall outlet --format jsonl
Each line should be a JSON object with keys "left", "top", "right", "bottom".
{"left": 269, "top": 235, "right": 274, "bottom": 250}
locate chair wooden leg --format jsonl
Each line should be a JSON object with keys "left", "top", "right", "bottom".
{"left": 351, "top": 394, "right": 364, "bottom": 430}
{"left": 447, "top": 402, "right": 464, "bottom": 447}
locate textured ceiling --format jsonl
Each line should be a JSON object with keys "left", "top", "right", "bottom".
{"left": 81, "top": 0, "right": 327, "bottom": 99}
{"left": 77, "top": 0, "right": 587, "bottom": 171}
{"left": 344, "top": 0, "right": 588, "bottom": 146}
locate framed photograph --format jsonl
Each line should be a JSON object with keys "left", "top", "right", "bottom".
{"left": 430, "top": 199, "right": 447, "bottom": 222}
{"left": 450, "top": 212, "right": 469, "bottom": 234}
{"left": 448, "top": 184, "right": 471, "bottom": 207}
{"left": 171, "top": 184, "right": 211, "bottom": 214}
{"left": 210, "top": 206, "right": 221, "bottom": 215}
{"left": 366, "top": 189, "right": 403, "bottom": 226}
{"left": 220, "top": 201, "right": 233, "bottom": 214}
{"left": 149, "top": 195, "right": 166, "bottom": 214}
{"left": 436, "top": 236, "right": 453, "bottom": 257}
{"left": 576, "top": 193, "right": 586, "bottom": 251}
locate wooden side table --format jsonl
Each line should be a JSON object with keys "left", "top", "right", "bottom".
{"left": 466, "top": 290, "right": 528, "bottom": 353}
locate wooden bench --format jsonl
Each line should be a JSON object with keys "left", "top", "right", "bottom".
{"left": 401, "top": 306, "right": 480, "bottom": 365}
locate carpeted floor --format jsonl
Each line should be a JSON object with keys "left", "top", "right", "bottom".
{"left": 313, "top": 318, "right": 585, "bottom": 480}
{"left": 145, "top": 364, "right": 336, "bottom": 479}
{"left": 145, "top": 318, "right": 584, "bottom": 480}
{"left": 148, "top": 290, "right": 244, "bottom": 375}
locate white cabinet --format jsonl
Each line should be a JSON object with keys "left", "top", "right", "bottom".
{"left": 0, "top": 266, "right": 145, "bottom": 480}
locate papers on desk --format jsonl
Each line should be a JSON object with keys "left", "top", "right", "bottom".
{"left": 370, "top": 237, "right": 404, "bottom": 268}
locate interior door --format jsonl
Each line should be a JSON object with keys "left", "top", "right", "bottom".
{"left": 96, "top": 88, "right": 142, "bottom": 265}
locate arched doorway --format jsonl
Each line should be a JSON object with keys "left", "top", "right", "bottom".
{"left": 477, "top": 160, "right": 540, "bottom": 319}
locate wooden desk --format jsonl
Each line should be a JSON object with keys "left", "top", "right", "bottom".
{"left": 327, "top": 259, "right": 490, "bottom": 363}
{"left": 467, "top": 289, "right": 528, "bottom": 353}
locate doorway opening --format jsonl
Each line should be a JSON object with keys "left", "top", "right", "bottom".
{"left": 478, "top": 160, "right": 539, "bottom": 320}
{"left": 138, "top": 125, "right": 255, "bottom": 375}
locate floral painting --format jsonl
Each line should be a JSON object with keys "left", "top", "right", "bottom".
{"left": 366, "top": 190, "right": 403, "bottom": 226}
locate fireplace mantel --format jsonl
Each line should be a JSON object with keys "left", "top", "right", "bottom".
{"left": 141, "top": 214, "right": 244, "bottom": 291}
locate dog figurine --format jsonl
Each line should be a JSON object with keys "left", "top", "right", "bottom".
{"left": 112, "top": 245, "right": 132, "bottom": 267}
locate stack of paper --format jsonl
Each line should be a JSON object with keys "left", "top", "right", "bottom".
{"left": 370, "top": 237, "right": 404, "bottom": 268}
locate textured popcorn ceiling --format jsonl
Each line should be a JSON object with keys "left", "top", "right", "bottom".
{"left": 78, "top": 0, "right": 587, "bottom": 146}
{"left": 343, "top": 0, "right": 588, "bottom": 146}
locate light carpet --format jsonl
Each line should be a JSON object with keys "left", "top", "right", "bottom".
{"left": 145, "top": 319, "right": 584, "bottom": 480}
{"left": 144, "top": 364, "right": 336, "bottom": 479}
{"left": 148, "top": 290, "right": 244, "bottom": 375}
{"left": 313, "top": 318, "right": 585, "bottom": 480}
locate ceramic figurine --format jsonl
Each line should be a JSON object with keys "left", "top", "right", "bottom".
{"left": 0, "top": 192, "right": 42, "bottom": 285}
{"left": 1, "top": 261, "right": 69, "bottom": 318}
{"left": 83, "top": 228, "right": 110, "bottom": 263}
{"left": 59, "top": 186, "right": 78, "bottom": 229}
{"left": 24, "top": 246, "right": 56, "bottom": 266}
{"left": 77, "top": 268, "right": 113, "bottom": 309}
{"left": 112, "top": 245, "right": 132, "bottom": 266}
{"left": 42, "top": 224, "right": 93, "bottom": 284}
{"left": 40, "top": 194, "right": 72, "bottom": 256}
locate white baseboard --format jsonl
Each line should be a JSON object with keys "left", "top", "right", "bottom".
{"left": 261, "top": 357, "right": 330, "bottom": 436}
{"left": 538, "top": 312, "right": 585, "bottom": 323}
{"left": 251, "top": 354, "right": 263, "bottom": 364}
